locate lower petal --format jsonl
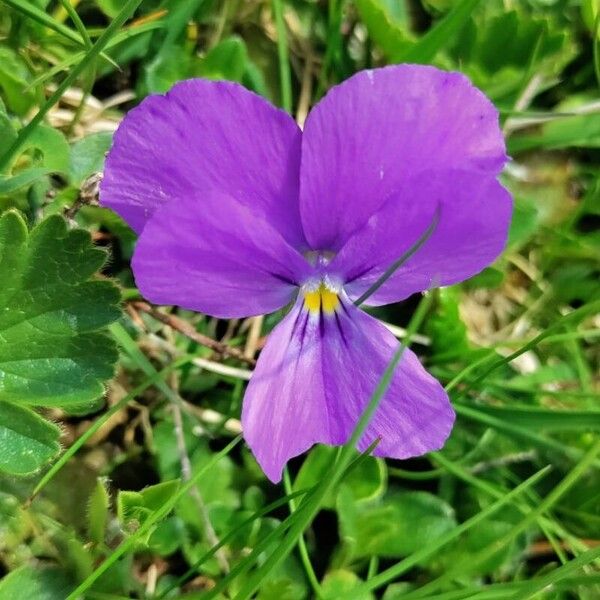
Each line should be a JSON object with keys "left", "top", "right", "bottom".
{"left": 242, "top": 296, "right": 455, "bottom": 482}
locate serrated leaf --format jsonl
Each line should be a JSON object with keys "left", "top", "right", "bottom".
{"left": 0, "top": 401, "right": 60, "bottom": 475}
{"left": 118, "top": 480, "right": 180, "bottom": 529}
{"left": 0, "top": 211, "right": 121, "bottom": 409}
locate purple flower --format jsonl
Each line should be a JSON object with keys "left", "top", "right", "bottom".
{"left": 101, "top": 65, "right": 511, "bottom": 483}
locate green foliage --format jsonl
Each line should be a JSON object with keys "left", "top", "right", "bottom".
{"left": 0, "top": 565, "right": 74, "bottom": 600}
{"left": 0, "top": 211, "right": 120, "bottom": 474}
{"left": 0, "top": 402, "right": 61, "bottom": 476}
{"left": 338, "top": 488, "right": 456, "bottom": 561}
{"left": 0, "top": 1, "right": 599, "bottom": 599}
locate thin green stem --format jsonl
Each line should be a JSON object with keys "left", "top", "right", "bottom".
{"left": 0, "top": 0, "right": 142, "bottom": 173}
{"left": 57, "top": 0, "right": 92, "bottom": 47}
{"left": 403, "top": 439, "right": 600, "bottom": 599}
{"left": 354, "top": 207, "right": 440, "bottom": 306}
{"left": 272, "top": 0, "right": 292, "bottom": 113}
{"left": 283, "top": 468, "right": 323, "bottom": 597}
{"left": 348, "top": 466, "right": 552, "bottom": 597}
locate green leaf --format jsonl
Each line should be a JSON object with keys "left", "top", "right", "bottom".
{"left": 88, "top": 477, "right": 110, "bottom": 545}
{"left": 0, "top": 168, "right": 52, "bottom": 195}
{"left": 337, "top": 490, "right": 457, "bottom": 561}
{"left": 194, "top": 37, "right": 249, "bottom": 82}
{"left": 0, "top": 46, "right": 37, "bottom": 116}
{"left": 294, "top": 445, "right": 386, "bottom": 508}
{"left": 0, "top": 211, "right": 120, "bottom": 409}
{"left": 69, "top": 132, "right": 113, "bottom": 185}
{"left": 97, "top": 0, "right": 122, "bottom": 18}
{"left": 0, "top": 402, "right": 60, "bottom": 475}
{"left": 425, "top": 287, "right": 470, "bottom": 359}
{"left": 0, "top": 99, "right": 16, "bottom": 148}
{"left": 21, "top": 125, "right": 70, "bottom": 174}
{"left": 355, "top": 0, "right": 413, "bottom": 60}
{"left": 321, "top": 570, "right": 374, "bottom": 600}
{"left": 118, "top": 480, "right": 181, "bottom": 530}
{"left": 0, "top": 565, "right": 75, "bottom": 600}
{"left": 144, "top": 44, "right": 193, "bottom": 94}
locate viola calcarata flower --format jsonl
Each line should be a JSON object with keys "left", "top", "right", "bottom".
{"left": 101, "top": 65, "right": 511, "bottom": 482}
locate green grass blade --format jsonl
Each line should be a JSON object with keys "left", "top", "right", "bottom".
{"left": 2, "top": 0, "right": 115, "bottom": 67}
{"left": 0, "top": 0, "right": 143, "bottom": 173}
{"left": 272, "top": 0, "right": 292, "bottom": 113}
{"left": 350, "top": 466, "right": 552, "bottom": 596}
{"left": 403, "top": 439, "right": 600, "bottom": 598}
{"left": 354, "top": 207, "right": 440, "bottom": 306}
{"left": 399, "top": 0, "right": 481, "bottom": 63}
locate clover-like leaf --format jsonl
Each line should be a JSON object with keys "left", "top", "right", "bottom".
{"left": 0, "top": 210, "right": 121, "bottom": 474}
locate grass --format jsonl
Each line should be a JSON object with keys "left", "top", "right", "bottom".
{"left": 0, "top": 1, "right": 598, "bottom": 599}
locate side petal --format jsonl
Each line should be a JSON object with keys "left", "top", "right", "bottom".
{"left": 132, "top": 191, "right": 314, "bottom": 319}
{"left": 100, "top": 79, "right": 305, "bottom": 248}
{"left": 333, "top": 170, "right": 513, "bottom": 306}
{"left": 299, "top": 65, "right": 507, "bottom": 251}
{"left": 242, "top": 296, "right": 454, "bottom": 482}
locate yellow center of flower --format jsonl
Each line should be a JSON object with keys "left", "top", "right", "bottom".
{"left": 303, "top": 282, "right": 340, "bottom": 315}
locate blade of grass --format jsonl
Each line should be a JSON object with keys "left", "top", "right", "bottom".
{"left": 272, "top": 0, "right": 292, "bottom": 113}
{"left": 57, "top": 0, "right": 91, "bottom": 47}
{"left": 454, "top": 402, "right": 594, "bottom": 463}
{"left": 25, "top": 20, "right": 165, "bottom": 91}
{"left": 202, "top": 439, "right": 383, "bottom": 600}
{"left": 0, "top": 0, "right": 142, "bottom": 173}
{"left": 65, "top": 435, "right": 242, "bottom": 599}
{"left": 354, "top": 207, "right": 440, "bottom": 306}
{"left": 2, "top": 0, "right": 116, "bottom": 67}
{"left": 398, "top": 0, "right": 481, "bottom": 63}
{"left": 469, "top": 299, "right": 600, "bottom": 387}
{"left": 431, "top": 452, "right": 568, "bottom": 563}
{"left": 157, "top": 488, "right": 311, "bottom": 598}
{"left": 403, "top": 439, "right": 600, "bottom": 598}
{"left": 283, "top": 467, "right": 323, "bottom": 598}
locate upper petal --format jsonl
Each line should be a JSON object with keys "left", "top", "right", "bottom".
{"left": 332, "top": 169, "right": 513, "bottom": 305}
{"left": 132, "top": 191, "right": 314, "bottom": 319}
{"left": 299, "top": 65, "right": 508, "bottom": 251}
{"left": 242, "top": 296, "right": 454, "bottom": 482}
{"left": 100, "top": 79, "right": 306, "bottom": 248}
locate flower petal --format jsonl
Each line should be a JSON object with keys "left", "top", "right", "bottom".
{"left": 242, "top": 296, "right": 454, "bottom": 482}
{"left": 100, "top": 79, "right": 305, "bottom": 248}
{"left": 132, "top": 191, "right": 314, "bottom": 319}
{"left": 299, "top": 65, "right": 507, "bottom": 251}
{"left": 332, "top": 170, "right": 513, "bottom": 305}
